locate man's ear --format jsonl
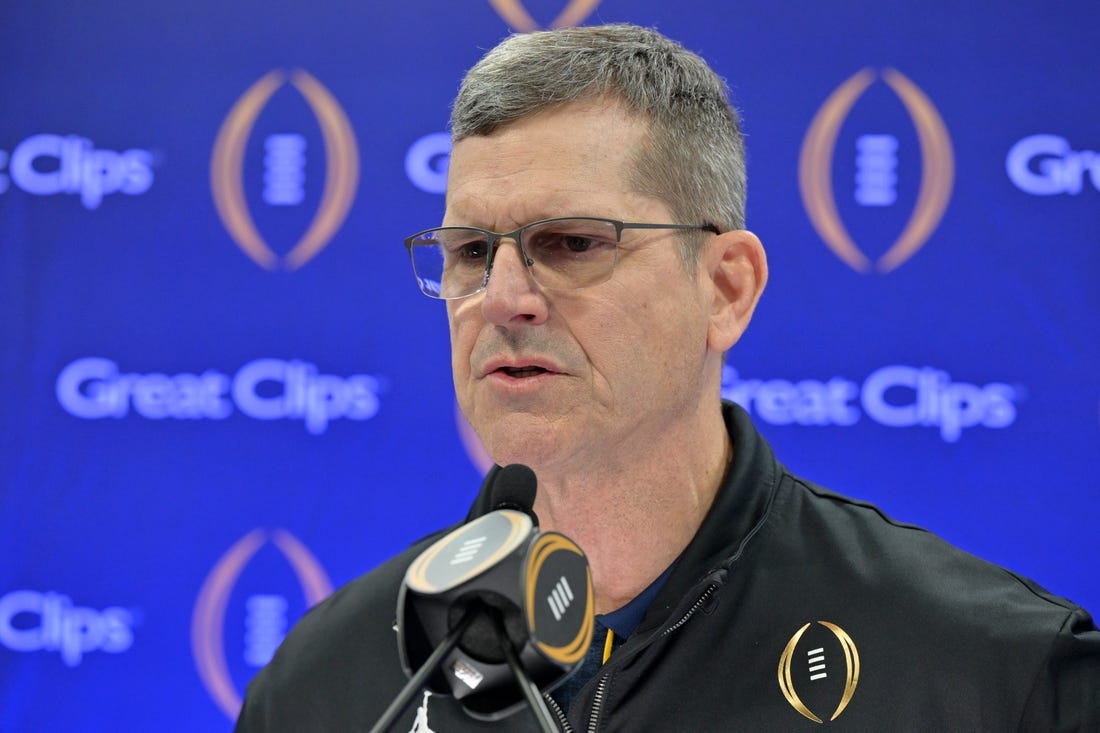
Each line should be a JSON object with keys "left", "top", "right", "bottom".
{"left": 704, "top": 229, "right": 768, "bottom": 352}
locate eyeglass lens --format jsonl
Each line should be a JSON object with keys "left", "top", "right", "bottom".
{"left": 408, "top": 218, "right": 621, "bottom": 299}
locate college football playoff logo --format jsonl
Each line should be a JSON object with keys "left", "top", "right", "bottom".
{"left": 778, "top": 621, "right": 860, "bottom": 723}
{"left": 799, "top": 68, "right": 954, "bottom": 274}
{"left": 192, "top": 529, "right": 333, "bottom": 719}
{"left": 211, "top": 69, "right": 359, "bottom": 270}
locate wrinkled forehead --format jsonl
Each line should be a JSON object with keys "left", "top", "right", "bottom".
{"left": 443, "top": 100, "right": 659, "bottom": 229}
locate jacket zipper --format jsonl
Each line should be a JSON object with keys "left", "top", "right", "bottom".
{"left": 544, "top": 692, "right": 572, "bottom": 732}
{"left": 586, "top": 673, "right": 610, "bottom": 733}
{"left": 583, "top": 582, "right": 720, "bottom": 732}
{"left": 659, "top": 583, "right": 718, "bottom": 638}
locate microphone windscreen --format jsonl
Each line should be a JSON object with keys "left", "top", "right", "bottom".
{"left": 492, "top": 464, "right": 538, "bottom": 522}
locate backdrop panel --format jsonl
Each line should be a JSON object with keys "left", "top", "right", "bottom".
{"left": 1, "top": 1, "right": 1096, "bottom": 730}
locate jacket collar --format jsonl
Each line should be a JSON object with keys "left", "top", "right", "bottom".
{"left": 635, "top": 401, "right": 781, "bottom": 634}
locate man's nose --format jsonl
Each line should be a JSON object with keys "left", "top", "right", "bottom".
{"left": 480, "top": 239, "right": 548, "bottom": 325}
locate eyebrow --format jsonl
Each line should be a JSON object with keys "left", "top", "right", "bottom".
{"left": 442, "top": 212, "right": 613, "bottom": 231}
{"left": 444, "top": 192, "right": 602, "bottom": 230}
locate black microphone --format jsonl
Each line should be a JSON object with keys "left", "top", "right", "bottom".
{"left": 490, "top": 462, "right": 539, "bottom": 524}
{"left": 393, "top": 464, "right": 592, "bottom": 722}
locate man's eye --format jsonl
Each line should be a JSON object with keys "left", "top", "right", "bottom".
{"left": 558, "top": 235, "right": 599, "bottom": 253}
{"left": 451, "top": 240, "right": 488, "bottom": 260}
{"left": 532, "top": 232, "right": 610, "bottom": 257}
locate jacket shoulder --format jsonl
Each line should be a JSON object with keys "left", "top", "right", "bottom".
{"left": 775, "top": 474, "right": 1083, "bottom": 617}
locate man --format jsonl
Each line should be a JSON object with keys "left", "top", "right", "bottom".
{"left": 237, "top": 24, "right": 1100, "bottom": 731}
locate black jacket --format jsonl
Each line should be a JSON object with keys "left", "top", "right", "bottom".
{"left": 237, "top": 403, "right": 1100, "bottom": 731}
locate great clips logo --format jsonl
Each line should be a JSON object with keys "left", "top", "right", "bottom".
{"left": 1007, "top": 134, "right": 1099, "bottom": 195}
{"left": 800, "top": 69, "right": 954, "bottom": 274}
{"left": 56, "top": 357, "right": 384, "bottom": 435}
{"left": 211, "top": 69, "right": 359, "bottom": 270}
{"left": 0, "top": 590, "right": 136, "bottom": 667}
{"left": 488, "top": 0, "right": 601, "bottom": 31}
{"left": 722, "top": 365, "right": 1018, "bottom": 443}
{"left": 192, "top": 529, "right": 332, "bottom": 719}
{"left": 0, "top": 134, "right": 154, "bottom": 209}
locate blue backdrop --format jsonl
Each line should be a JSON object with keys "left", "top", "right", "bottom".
{"left": 1, "top": 1, "right": 1097, "bottom": 730}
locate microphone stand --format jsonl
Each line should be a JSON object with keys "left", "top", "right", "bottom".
{"left": 500, "top": 628, "right": 559, "bottom": 733}
{"left": 369, "top": 607, "right": 561, "bottom": 733}
{"left": 369, "top": 609, "right": 476, "bottom": 733}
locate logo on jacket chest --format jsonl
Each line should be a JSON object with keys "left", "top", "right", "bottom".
{"left": 778, "top": 621, "right": 860, "bottom": 723}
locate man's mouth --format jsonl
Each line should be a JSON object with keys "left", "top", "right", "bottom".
{"left": 499, "top": 366, "right": 549, "bottom": 378}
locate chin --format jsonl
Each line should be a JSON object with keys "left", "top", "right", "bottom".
{"left": 472, "top": 407, "right": 582, "bottom": 468}
{"left": 482, "top": 431, "right": 562, "bottom": 472}
{"left": 485, "top": 442, "right": 553, "bottom": 471}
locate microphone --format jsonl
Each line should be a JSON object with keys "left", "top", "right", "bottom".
{"left": 393, "top": 464, "right": 592, "bottom": 723}
{"left": 490, "top": 462, "right": 539, "bottom": 523}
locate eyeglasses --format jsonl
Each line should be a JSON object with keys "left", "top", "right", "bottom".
{"left": 403, "top": 216, "right": 720, "bottom": 300}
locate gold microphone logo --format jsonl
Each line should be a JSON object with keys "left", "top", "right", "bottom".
{"left": 524, "top": 533, "right": 593, "bottom": 666}
{"left": 192, "top": 529, "right": 333, "bottom": 719}
{"left": 211, "top": 69, "right": 359, "bottom": 270}
{"left": 488, "top": 0, "right": 602, "bottom": 31}
{"left": 778, "top": 621, "right": 860, "bottom": 723}
{"left": 799, "top": 68, "right": 954, "bottom": 274}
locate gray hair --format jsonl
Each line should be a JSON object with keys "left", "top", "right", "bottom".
{"left": 450, "top": 24, "right": 746, "bottom": 268}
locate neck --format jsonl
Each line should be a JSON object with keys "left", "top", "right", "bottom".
{"left": 531, "top": 405, "right": 732, "bottom": 615}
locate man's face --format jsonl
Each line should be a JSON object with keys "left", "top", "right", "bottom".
{"left": 444, "top": 100, "right": 721, "bottom": 475}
